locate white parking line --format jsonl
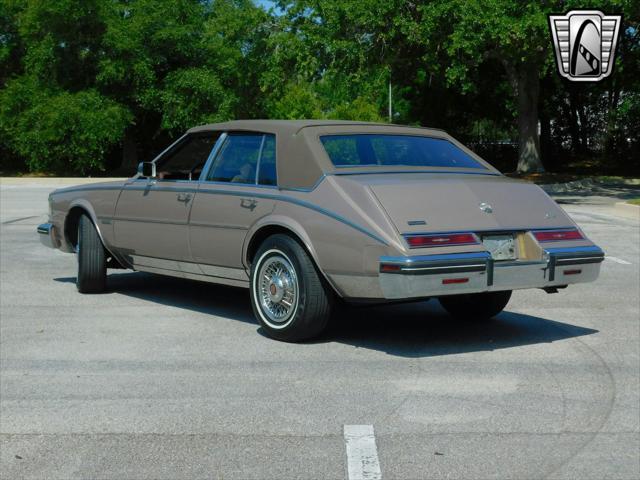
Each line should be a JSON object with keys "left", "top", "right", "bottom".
{"left": 606, "top": 256, "right": 632, "bottom": 265}
{"left": 344, "top": 425, "right": 382, "bottom": 480}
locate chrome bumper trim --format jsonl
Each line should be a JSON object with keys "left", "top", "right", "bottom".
{"left": 378, "top": 246, "right": 604, "bottom": 300}
{"left": 37, "top": 223, "right": 58, "bottom": 249}
{"left": 544, "top": 246, "right": 604, "bottom": 281}
{"left": 380, "top": 252, "right": 491, "bottom": 273}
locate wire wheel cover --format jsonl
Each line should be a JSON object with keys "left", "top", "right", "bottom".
{"left": 258, "top": 254, "right": 298, "bottom": 323}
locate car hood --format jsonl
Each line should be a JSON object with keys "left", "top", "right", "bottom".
{"left": 337, "top": 173, "right": 574, "bottom": 234}
{"left": 52, "top": 180, "right": 127, "bottom": 196}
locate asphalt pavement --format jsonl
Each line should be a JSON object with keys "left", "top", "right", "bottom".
{"left": 1, "top": 180, "right": 638, "bottom": 479}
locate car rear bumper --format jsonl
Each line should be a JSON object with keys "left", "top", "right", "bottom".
{"left": 37, "top": 223, "right": 59, "bottom": 249}
{"left": 377, "top": 246, "right": 604, "bottom": 299}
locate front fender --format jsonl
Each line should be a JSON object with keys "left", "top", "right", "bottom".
{"left": 66, "top": 199, "right": 118, "bottom": 260}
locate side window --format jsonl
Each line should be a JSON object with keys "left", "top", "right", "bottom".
{"left": 156, "top": 133, "right": 220, "bottom": 181}
{"left": 207, "top": 134, "right": 263, "bottom": 183}
{"left": 258, "top": 134, "right": 277, "bottom": 186}
{"left": 207, "top": 133, "right": 277, "bottom": 186}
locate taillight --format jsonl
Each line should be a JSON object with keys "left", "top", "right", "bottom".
{"left": 405, "top": 232, "right": 479, "bottom": 248}
{"left": 533, "top": 229, "right": 583, "bottom": 242}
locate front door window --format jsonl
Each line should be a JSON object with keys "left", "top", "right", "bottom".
{"left": 156, "top": 133, "right": 220, "bottom": 181}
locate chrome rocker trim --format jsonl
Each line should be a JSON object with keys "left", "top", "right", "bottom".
{"left": 379, "top": 246, "right": 604, "bottom": 300}
{"left": 37, "top": 223, "right": 59, "bottom": 249}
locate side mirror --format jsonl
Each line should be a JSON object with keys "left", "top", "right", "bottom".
{"left": 137, "top": 162, "right": 156, "bottom": 178}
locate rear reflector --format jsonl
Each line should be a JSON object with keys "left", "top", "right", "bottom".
{"left": 442, "top": 277, "right": 469, "bottom": 285}
{"left": 563, "top": 269, "right": 582, "bottom": 275}
{"left": 405, "top": 232, "right": 478, "bottom": 248}
{"left": 380, "top": 264, "right": 401, "bottom": 273}
{"left": 533, "top": 229, "right": 583, "bottom": 242}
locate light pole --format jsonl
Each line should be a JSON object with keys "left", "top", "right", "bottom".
{"left": 388, "top": 80, "right": 392, "bottom": 123}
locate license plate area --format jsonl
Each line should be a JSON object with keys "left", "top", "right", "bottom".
{"left": 482, "top": 234, "right": 517, "bottom": 261}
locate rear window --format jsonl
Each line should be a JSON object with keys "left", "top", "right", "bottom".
{"left": 320, "top": 134, "right": 486, "bottom": 169}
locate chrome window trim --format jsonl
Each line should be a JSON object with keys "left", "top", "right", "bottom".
{"left": 254, "top": 134, "right": 267, "bottom": 184}
{"left": 150, "top": 132, "right": 189, "bottom": 165}
{"left": 331, "top": 170, "right": 501, "bottom": 177}
{"left": 199, "top": 180, "right": 278, "bottom": 190}
{"left": 199, "top": 132, "right": 228, "bottom": 182}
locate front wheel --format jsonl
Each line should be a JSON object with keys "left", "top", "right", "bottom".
{"left": 250, "top": 234, "right": 332, "bottom": 342}
{"left": 76, "top": 214, "right": 107, "bottom": 293}
{"left": 438, "top": 290, "right": 512, "bottom": 321}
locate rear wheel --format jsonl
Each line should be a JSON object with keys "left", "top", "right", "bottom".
{"left": 250, "top": 234, "right": 332, "bottom": 342}
{"left": 438, "top": 290, "right": 511, "bottom": 320}
{"left": 76, "top": 214, "right": 107, "bottom": 293}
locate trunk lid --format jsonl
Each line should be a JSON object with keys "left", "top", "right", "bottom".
{"left": 342, "top": 173, "right": 573, "bottom": 234}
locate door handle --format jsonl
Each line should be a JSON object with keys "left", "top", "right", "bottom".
{"left": 177, "top": 192, "right": 193, "bottom": 203}
{"left": 240, "top": 198, "right": 258, "bottom": 211}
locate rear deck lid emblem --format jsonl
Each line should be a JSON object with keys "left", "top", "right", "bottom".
{"left": 479, "top": 202, "right": 493, "bottom": 214}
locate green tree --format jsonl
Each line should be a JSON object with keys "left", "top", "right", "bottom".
{"left": 0, "top": 0, "right": 131, "bottom": 174}
{"left": 411, "top": 0, "right": 552, "bottom": 172}
{"left": 4, "top": 88, "right": 130, "bottom": 173}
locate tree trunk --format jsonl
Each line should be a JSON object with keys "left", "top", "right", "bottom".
{"left": 516, "top": 63, "right": 544, "bottom": 173}
{"left": 568, "top": 90, "right": 581, "bottom": 153}
{"left": 539, "top": 106, "right": 552, "bottom": 170}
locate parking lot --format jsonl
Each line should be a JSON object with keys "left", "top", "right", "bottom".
{"left": 1, "top": 180, "right": 638, "bottom": 479}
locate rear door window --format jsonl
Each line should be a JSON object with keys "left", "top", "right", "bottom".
{"left": 257, "top": 134, "right": 277, "bottom": 186}
{"left": 207, "top": 133, "right": 276, "bottom": 185}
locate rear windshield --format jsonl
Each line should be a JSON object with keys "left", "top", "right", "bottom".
{"left": 320, "top": 134, "right": 486, "bottom": 169}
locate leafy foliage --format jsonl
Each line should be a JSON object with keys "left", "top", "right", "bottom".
{"left": 0, "top": 0, "right": 638, "bottom": 174}
{"left": 1, "top": 84, "right": 131, "bottom": 173}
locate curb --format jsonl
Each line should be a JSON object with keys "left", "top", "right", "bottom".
{"left": 614, "top": 202, "right": 640, "bottom": 220}
{"left": 0, "top": 177, "right": 127, "bottom": 186}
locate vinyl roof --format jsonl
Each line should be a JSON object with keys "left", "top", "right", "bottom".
{"left": 186, "top": 120, "right": 492, "bottom": 189}
{"left": 188, "top": 119, "right": 445, "bottom": 136}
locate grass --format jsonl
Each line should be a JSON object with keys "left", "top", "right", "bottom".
{"left": 627, "top": 198, "right": 640, "bottom": 205}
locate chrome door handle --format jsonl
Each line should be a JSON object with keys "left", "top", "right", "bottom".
{"left": 177, "top": 192, "right": 193, "bottom": 203}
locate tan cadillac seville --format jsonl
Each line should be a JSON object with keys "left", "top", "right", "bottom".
{"left": 38, "top": 120, "right": 604, "bottom": 341}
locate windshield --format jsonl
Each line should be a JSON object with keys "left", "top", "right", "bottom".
{"left": 320, "top": 134, "right": 486, "bottom": 169}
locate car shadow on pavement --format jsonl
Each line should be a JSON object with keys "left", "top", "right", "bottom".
{"left": 54, "top": 271, "right": 256, "bottom": 324}
{"left": 55, "top": 272, "right": 598, "bottom": 357}
{"left": 328, "top": 300, "right": 598, "bottom": 357}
